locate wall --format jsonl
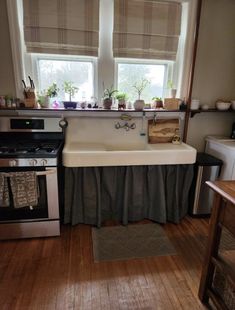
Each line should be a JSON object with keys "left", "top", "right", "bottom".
{"left": 0, "top": 0, "right": 15, "bottom": 96}
{"left": 1, "top": 0, "right": 235, "bottom": 152}
{"left": 187, "top": 0, "right": 235, "bottom": 151}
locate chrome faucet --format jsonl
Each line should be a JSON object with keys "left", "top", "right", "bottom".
{"left": 153, "top": 112, "right": 157, "bottom": 125}
{"left": 115, "top": 122, "right": 136, "bottom": 131}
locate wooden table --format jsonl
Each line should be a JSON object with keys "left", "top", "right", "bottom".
{"left": 198, "top": 180, "right": 235, "bottom": 309}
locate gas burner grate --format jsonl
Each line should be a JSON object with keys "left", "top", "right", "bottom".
{"left": 0, "top": 140, "right": 61, "bottom": 157}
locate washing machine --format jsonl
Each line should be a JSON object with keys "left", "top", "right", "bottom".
{"left": 205, "top": 135, "right": 235, "bottom": 180}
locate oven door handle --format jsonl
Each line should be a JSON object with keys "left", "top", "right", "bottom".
{"left": 1, "top": 169, "right": 56, "bottom": 177}
{"left": 36, "top": 169, "right": 56, "bottom": 176}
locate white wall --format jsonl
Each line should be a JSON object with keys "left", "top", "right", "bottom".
{"left": 187, "top": 0, "right": 235, "bottom": 151}
{"left": 1, "top": 0, "right": 235, "bottom": 153}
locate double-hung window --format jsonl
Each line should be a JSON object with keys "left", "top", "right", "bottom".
{"left": 116, "top": 60, "right": 173, "bottom": 103}
{"left": 8, "top": 0, "right": 198, "bottom": 104}
{"left": 17, "top": 0, "right": 99, "bottom": 101}
{"left": 113, "top": 0, "right": 182, "bottom": 103}
{"left": 35, "top": 55, "right": 95, "bottom": 102}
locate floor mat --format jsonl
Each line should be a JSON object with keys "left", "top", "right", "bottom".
{"left": 92, "top": 223, "right": 177, "bottom": 262}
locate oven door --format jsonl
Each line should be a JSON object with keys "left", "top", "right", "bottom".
{"left": 0, "top": 166, "right": 59, "bottom": 223}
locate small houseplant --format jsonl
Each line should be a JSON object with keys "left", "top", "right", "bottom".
{"left": 103, "top": 84, "right": 118, "bottom": 109}
{"left": 152, "top": 97, "right": 163, "bottom": 108}
{"left": 37, "top": 91, "right": 49, "bottom": 108}
{"left": 133, "top": 78, "right": 150, "bottom": 110}
{"left": 47, "top": 82, "right": 59, "bottom": 98}
{"left": 115, "top": 92, "right": 128, "bottom": 110}
{"left": 37, "top": 83, "right": 60, "bottom": 108}
{"left": 63, "top": 81, "right": 78, "bottom": 109}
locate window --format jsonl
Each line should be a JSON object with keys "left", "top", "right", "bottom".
{"left": 36, "top": 56, "right": 95, "bottom": 101}
{"left": 116, "top": 61, "right": 172, "bottom": 103}
{"left": 8, "top": 0, "right": 198, "bottom": 103}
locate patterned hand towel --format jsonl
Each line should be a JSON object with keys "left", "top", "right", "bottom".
{"left": 0, "top": 173, "right": 10, "bottom": 207}
{"left": 9, "top": 171, "right": 38, "bottom": 208}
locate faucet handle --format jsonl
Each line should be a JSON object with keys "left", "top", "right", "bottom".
{"left": 115, "top": 122, "right": 121, "bottom": 129}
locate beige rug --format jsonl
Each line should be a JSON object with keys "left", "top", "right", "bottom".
{"left": 92, "top": 223, "right": 177, "bottom": 262}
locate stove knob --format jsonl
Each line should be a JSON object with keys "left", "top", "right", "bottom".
{"left": 29, "top": 159, "right": 37, "bottom": 166}
{"left": 41, "top": 159, "right": 48, "bottom": 166}
{"left": 9, "top": 160, "right": 17, "bottom": 167}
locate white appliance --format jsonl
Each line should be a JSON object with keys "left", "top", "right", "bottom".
{"left": 205, "top": 136, "right": 235, "bottom": 180}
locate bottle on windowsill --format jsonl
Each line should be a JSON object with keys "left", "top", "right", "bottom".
{"left": 179, "top": 98, "right": 187, "bottom": 111}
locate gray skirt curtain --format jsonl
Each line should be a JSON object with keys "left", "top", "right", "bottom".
{"left": 64, "top": 165, "right": 194, "bottom": 227}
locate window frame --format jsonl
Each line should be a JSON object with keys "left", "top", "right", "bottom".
{"left": 115, "top": 58, "right": 174, "bottom": 101}
{"left": 31, "top": 54, "right": 97, "bottom": 101}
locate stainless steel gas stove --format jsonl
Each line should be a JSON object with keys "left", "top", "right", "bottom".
{"left": 0, "top": 117, "right": 64, "bottom": 240}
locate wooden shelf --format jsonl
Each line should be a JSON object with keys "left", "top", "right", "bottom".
{"left": 212, "top": 254, "right": 235, "bottom": 288}
{"left": 190, "top": 108, "right": 235, "bottom": 117}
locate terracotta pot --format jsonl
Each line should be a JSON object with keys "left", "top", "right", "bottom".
{"left": 103, "top": 98, "right": 112, "bottom": 109}
{"left": 155, "top": 100, "right": 163, "bottom": 108}
{"left": 134, "top": 99, "right": 145, "bottom": 111}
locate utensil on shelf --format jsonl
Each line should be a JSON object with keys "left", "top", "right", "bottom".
{"left": 22, "top": 80, "right": 28, "bottom": 98}
{"left": 22, "top": 79, "right": 27, "bottom": 89}
{"left": 28, "top": 76, "right": 35, "bottom": 89}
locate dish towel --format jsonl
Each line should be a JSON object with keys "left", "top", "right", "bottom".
{"left": 9, "top": 171, "right": 38, "bottom": 208}
{"left": 0, "top": 173, "right": 10, "bottom": 207}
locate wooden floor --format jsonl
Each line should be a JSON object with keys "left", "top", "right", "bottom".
{"left": 0, "top": 217, "right": 209, "bottom": 310}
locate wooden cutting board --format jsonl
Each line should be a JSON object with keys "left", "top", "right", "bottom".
{"left": 148, "top": 119, "right": 179, "bottom": 143}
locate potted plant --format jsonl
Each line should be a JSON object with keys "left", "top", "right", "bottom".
{"left": 152, "top": 97, "right": 163, "bottom": 108}
{"left": 103, "top": 84, "right": 118, "bottom": 109}
{"left": 167, "top": 80, "right": 177, "bottom": 98}
{"left": 37, "top": 83, "right": 60, "bottom": 108}
{"left": 133, "top": 78, "right": 150, "bottom": 110}
{"left": 37, "top": 90, "right": 49, "bottom": 108}
{"left": 115, "top": 92, "right": 128, "bottom": 110}
{"left": 63, "top": 81, "right": 78, "bottom": 109}
{"left": 47, "top": 82, "right": 59, "bottom": 98}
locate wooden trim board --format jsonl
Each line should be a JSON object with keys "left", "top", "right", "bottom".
{"left": 148, "top": 119, "right": 180, "bottom": 143}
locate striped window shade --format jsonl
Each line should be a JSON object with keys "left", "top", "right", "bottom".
{"left": 23, "top": 0, "right": 99, "bottom": 56}
{"left": 113, "top": 0, "right": 182, "bottom": 60}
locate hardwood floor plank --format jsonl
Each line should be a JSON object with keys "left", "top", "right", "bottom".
{"left": 0, "top": 217, "right": 208, "bottom": 310}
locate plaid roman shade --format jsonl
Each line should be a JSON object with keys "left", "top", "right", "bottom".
{"left": 113, "top": 0, "right": 182, "bottom": 60}
{"left": 23, "top": 0, "right": 99, "bottom": 56}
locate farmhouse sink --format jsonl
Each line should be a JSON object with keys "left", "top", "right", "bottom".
{"left": 63, "top": 142, "right": 197, "bottom": 167}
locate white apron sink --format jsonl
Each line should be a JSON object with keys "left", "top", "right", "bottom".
{"left": 63, "top": 142, "right": 197, "bottom": 167}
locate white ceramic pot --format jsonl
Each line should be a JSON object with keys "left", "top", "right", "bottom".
{"left": 134, "top": 99, "right": 145, "bottom": 111}
{"left": 230, "top": 101, "right": 235, "bottom": 110}
{"left": 171, "top": 89, "right": 177, "bottom": 99}
{"left": 191, "top": 99, "right": 200, "bottom": 110}
{"left": 38, "top": 95, "right": 50, "bottom": 108}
